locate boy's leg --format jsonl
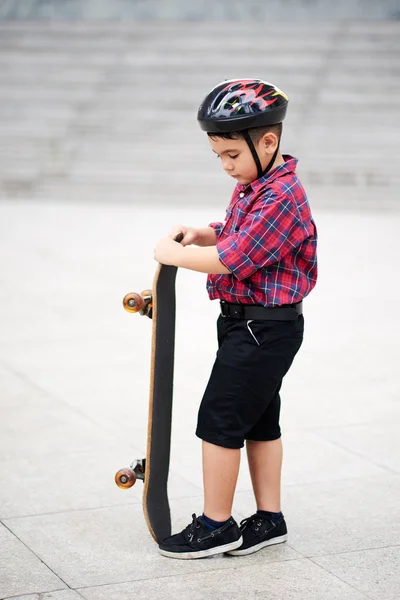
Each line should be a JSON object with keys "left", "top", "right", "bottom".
{"left": 244, "top": 381, "right": 283, "bottom": 512}
{"left": 203, "top": 441, "right": 241, "bottom": 521}
{"left": 227, "top": 389, "right": 288, "bottom": 556}
{"left": 246, "top": 438, "right": 282, "bottom": 512}
{"left": 158, "top": 434, "right": 242, "bottom": 560}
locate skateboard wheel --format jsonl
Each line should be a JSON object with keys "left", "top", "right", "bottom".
{"left": 123, "top": 293, "right": 144, "bottom": 313}
{"left": 115, "top": 468, "right": 137, "bottom": 489}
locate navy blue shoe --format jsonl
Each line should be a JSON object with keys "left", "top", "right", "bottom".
{"left": 159, "top": 513, "right": 242, "bottom": 559}
{"left": 226, "top": 513, "right": 287, "bottom": 556}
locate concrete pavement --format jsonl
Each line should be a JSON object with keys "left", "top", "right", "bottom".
{"left": 0, "top": 200, "right": 399, "bottom": 599}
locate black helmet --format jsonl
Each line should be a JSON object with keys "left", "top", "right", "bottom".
{"left": 197, "top": 79, "right": 288, "bottom": 133}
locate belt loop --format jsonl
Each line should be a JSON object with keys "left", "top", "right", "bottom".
{"left": 220, "top": 301, "right": 228, "bottom": 317}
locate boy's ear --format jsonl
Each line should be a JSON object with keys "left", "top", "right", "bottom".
{"left": 261, "top": 132, "right": 278, "bottom": 152}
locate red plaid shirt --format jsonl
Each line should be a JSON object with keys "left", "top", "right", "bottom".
{"left": 207, "top": 155, "right": 317, "bottom": 306}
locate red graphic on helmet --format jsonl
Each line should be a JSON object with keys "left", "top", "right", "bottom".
{"left": 218, "top": 80, "right": 278, "bottom": 115}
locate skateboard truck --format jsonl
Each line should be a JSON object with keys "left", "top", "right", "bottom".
{"left": 115, "top": 459, "right": 146, "bottom": 489}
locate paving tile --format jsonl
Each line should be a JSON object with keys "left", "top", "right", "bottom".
{"left": 281, "top": 372, "right": 400, "bottom": 430}
{"left": 0, "top": 362, "right": 41, "bottom": 404}
{"left": 281, "top": 431, "right": 386, "bottom": 485}
{"left": 0, "top": 337, "right": 133, "bottom": 370}
{"left": 4, "top": 501, "right": 301, "bottom": 589}
{"left": 0, "top": 522, "right": 66, "bottom": 598}
{"left": 77, "top": 557, "right": 367, "bottom": 600}
{"left": 14, "top": 361, "right": 152, "bottom": 435}
{"left": 233, "top": 474, "right": 400, "bottom": 557}
{"left": 315, "top": 422, "right": 400, "bottom": 473}
{"left": 0, "top": 393, "right": 113, "bottom": 461}
{"left": 0, "top": 443, "right": 203, "bottom": 519}
{"left": 0, "top": 446, "right": 139, "bottom": 519}
{"left": 313, "top": 546, "right": 400, "bottom": 600}
{"left": 3, "top": 592, "right": 81, "bottom": 600}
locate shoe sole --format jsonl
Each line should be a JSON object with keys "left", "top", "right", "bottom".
{"left": 159, "top": 536, "right": 243, "bottom": 559}
{"left": 226, "top": 533, "right": 288, "bottom": 556}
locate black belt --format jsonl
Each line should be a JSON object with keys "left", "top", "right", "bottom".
{"left": 220, "top": 301, "right": 303, "bottom": 321}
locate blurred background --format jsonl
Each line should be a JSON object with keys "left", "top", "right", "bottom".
{"left": 1, "top": 3, "right": 400, "bottom": 598}
{"left": 1, "top": 0, "right": 399, "bottom": 209}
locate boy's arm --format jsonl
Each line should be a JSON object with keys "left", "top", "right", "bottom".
{"left": 198, "top": 226, "right": 219, "bottom": 247}
{"left": 168, "top": 225, "right": 220, "bottom": 247}
{"left": 180, "top": 246, "right": 230, "bottom": 273}
{"left": 154, "top": 238, "right": 230, "bottom": 274}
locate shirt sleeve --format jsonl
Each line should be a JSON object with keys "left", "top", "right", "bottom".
{"left": 216, "top": 194, "right": 311, "bottom": 281}
{"left": 208, "top": 221, "right": 224, "bottom": 239}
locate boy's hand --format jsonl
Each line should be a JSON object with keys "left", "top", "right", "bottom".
{"left": 168, "top": 225, "right": 199, "bottom": 246}
{"left": 154, "top": 237, "right": 184, "bottom": 266}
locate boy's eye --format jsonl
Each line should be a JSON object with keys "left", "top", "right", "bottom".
{"left": 228, "top": 154, "right": 239, "bottom": 159}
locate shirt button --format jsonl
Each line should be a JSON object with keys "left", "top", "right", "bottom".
{"left": 239, "top": 192, "right": 245, "bottom": 198}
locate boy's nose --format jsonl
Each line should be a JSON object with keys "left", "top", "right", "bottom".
{"left": 222, "top": 159, "right": 234, "bottom": 172}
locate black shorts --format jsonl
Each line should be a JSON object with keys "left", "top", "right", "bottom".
{"left": 196, "top": 314, "right": 304, "bottom": 449}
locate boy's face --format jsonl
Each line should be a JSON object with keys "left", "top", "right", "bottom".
{"left": 208, "top": 133, "right": 277, "bottom": 185}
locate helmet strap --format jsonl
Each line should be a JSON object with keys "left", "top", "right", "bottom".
{"left": 263, "top": 143, "right": 280, "bottom": 176}
{"left": 243, "top": 130, "right": 263, "bottom": 178}
{"left": 243, "top": 130, "right": 280, "bottom": 179}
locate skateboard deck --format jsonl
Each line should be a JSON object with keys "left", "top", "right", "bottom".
{"left": 115, "top": 240, "right": 181, "bottom": 543}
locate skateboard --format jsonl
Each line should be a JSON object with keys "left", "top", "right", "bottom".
{"left": 115, "top": 234, "right": 183, "bottom": 543}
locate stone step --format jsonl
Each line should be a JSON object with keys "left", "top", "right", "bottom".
{"left": 0, "top": 0, "right": 399, "bottom": 20}
{"left": 0, "top": 20, "right": 398, "bottom": 208}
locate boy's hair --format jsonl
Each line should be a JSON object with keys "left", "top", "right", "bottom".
{"left": 207, "top": 123, "right": 282, "bottom": 144}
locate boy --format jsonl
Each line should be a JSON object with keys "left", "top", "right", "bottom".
{"left": 154, "top": 79, "right": 317, "bottom": 559}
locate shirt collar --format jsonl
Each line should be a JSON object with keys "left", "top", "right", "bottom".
{"left": 236, "top": 155, "right": 298, "bottom": 194}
